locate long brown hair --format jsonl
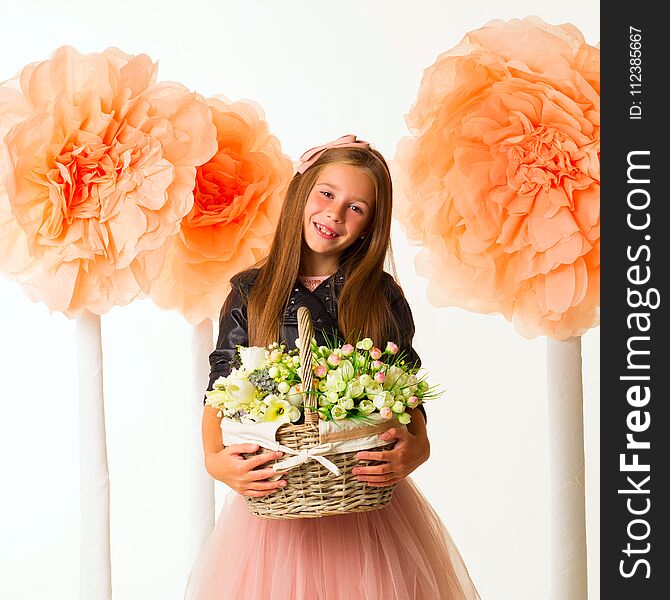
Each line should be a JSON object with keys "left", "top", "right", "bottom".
{"left": 245, "top": 146, "right": 408, "bottom": 350}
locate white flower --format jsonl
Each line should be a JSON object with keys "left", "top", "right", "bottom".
{"left": 339, "top": 360, "right": 354, "bottom": 381}
{"left": 346, "top": 380, "right": 365, "bottom": 398}
{"left": 325, "top": 390, "right": 339, "bottom": 404}
{"left": 392, "top": 400, "right": 405, "bottom": 414}
{"left": 339, "top": 397, "right": 354, "bottom": 410}
{"left": 384, "top": 365, "right": 404, "bottom": 390}
{"left": 365, "top": 381, "right": 382, "bottom": 395}
{"left": 263, "top": 398, "right": 294, "bottom": 423}
{"left": 372, "top": 391, "right": 392, "bottom": 410}
{"left": 326, "top": 371, "right": 346, "bottom": 393}
{"left": 398, "top": 412, "right": 411, "bottom": 425}
{"left": 331, "top": 405, "right": 348, "bottom": 420}
{"left": 287, "top": 406, "right": 302, "bottom": 422}
{"left": 358, "top": 399, "right": 375, "bottom": 415}
{"left": 286, "top": 389, "right": 303, "bottom": 407}
{"left": 239, "top": 346, "right": 267, "bottom": 371}
{"left": 356, "top": 338, "right": 374, "bottom": 351}
{"left": 263, "top": 393, "right": 280, "bottom": 406}
{"left": 226, "top": 376, "right": 257, "bottom": 405}
{"left": 359, "top": 374, "right": 372, "bottom": 387}
{"left": 204, "top": 388, "right": 228, "bottom": 407}
{"left": 277, "top": 381, "right": 290, "bottom": 394}
{"left": 212, "top": 375, "right": 228, "bottom": 389}
{"left": 268, "top": 366, "right": 279, "bottom": 378}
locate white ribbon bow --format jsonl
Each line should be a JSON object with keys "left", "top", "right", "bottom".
{"left": 271, "top": 442, "right": 341, "bottom": 476}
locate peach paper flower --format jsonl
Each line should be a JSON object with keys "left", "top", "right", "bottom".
{"left": 0, "top": 45, "right": 217, "bottom": 316}
{"left": 394, "top": 17, "right": 600, "bottom": 340}
{"left": 149, "top": 96, "right": 293, "bottom": 324}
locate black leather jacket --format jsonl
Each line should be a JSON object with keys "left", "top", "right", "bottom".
{"left": 205, "top": 264, "right": 426, "bottom": 421}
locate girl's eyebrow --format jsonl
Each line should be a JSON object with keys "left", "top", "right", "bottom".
{"left": 316, "top": 182, "right": 371, "bottom": 206}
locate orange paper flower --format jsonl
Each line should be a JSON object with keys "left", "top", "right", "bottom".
{"left": 394, "top": 17, "right": 600, "bottom": 340}
{"left": 0, "top": 46, "right": 217, "bottom": 316}
{"left": 149, "top": 96, "right": 293, "bottom": 324}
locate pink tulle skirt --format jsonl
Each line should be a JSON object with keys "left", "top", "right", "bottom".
{"left": 184, "top": 477, "right": 480, "bottom": 600}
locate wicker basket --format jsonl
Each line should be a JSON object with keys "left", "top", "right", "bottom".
{"left": 243, "top": 306, "right": 398, "bottom": 519}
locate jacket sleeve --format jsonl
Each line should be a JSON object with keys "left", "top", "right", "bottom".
{"left": 203, "top": 278, "right": 250, "bottom": 405}
{"left": 385, "top": 276, "right": 428, "bottom": 424}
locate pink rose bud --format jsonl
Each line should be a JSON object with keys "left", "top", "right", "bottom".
{"left": 372, "top": 360, "right": 384, "bottom": 370}
{"left": 315, "top": 365, "right": 327, "bottom": 377}
{"left": 374, "top": 371, "right": 386, "bottom": 383}
{"left": 380, "top": 407, "right": 393, "bottom": 420}
{"left": 407, "top": 396, "right": 419, "bottom": 408}
{"left": 370, "top": 347, "right": 382, "bottom": 360}
{"left": 327, "top": 353, "right": 341, "bottom": 366}
{"left": 341, "top": 343, "right": 355, "bottom": 356}
{"left": 386, "top": 342, "right": 399, "bottom": 355}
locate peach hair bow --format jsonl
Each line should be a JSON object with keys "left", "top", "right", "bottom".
{"left": 296, "top": 134, "right": 371, "bottom": 174}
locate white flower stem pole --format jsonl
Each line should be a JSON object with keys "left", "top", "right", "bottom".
{"left": 547, "top": 336, "right": 587, "bottom": 600}
{"left": 76, "top": 311, "right": 111, "bottom": 600}
{"left": 187, "top": 319, "right": 215, "bottom": 562}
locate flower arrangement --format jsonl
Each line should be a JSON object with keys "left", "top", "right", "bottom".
{"left": 206, "top": 336, "right": 438, "bottom": 425}
{"left": 205, "top": 342, "right": 303, "bottom": 424}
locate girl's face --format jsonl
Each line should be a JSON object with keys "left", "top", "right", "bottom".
{"left": 302, "top": 163, "right": 375, "bottom": 267}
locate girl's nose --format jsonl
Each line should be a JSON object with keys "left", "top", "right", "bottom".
{"left": 327, "top": 205, "right": 345, "bottom": 222}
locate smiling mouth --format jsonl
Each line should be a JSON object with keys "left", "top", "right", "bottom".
{"left": 313, "top": 221, "right": 340, "bottom": 238}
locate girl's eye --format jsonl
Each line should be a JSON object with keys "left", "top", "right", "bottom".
{"left": 350, "top": 205, "right": 363, "bottom": 214}
{"left": 320, "top": 191, "right": 334, "bottom": 199}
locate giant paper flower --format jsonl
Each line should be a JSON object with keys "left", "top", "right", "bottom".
{"left": 149, "top": 96, "right": 293, "bottom": 324}
{"left": 394, "top": 17, "right": 600, "bottom": 339}
{"left": 0, "top": 45, "right": 217, "bottom": 316}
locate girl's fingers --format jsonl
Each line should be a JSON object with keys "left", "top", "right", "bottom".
{"left": 355, "top": 450, "right": 391, "bottom": 462}
{"left": 247, "top": 450, "right": 284, "bottom": 469}
{"left": 246, "top": 467, "right": 281, "bottom": 482}
{"left": 226, "top": 443, "right": 260, "bottom": 456}
{"left": 247, "top": 479, "right": 287, "bottom": 491}
{"left": 241, "top": 478, "right": 287, "bottom": 497}
{"left": 352, "top": 462, "right": 393, "bottom": 476}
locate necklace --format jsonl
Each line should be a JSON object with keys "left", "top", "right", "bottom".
{"left": 298, "top": 274, "right": 330, "bottom": 292}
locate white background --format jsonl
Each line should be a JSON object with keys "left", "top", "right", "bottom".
{"left": 0, "top": 1, "right": 599, "bottom": 599}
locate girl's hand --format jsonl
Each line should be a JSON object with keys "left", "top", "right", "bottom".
{"left": 205, "top": 444, "right": 288, "bottom": 498}
{"left": 352, "top": 426, "right": 430, "bottom": 487}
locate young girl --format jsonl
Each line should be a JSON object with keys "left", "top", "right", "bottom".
{"left": 185, "top": 135, "right": 480, "bottom": 599}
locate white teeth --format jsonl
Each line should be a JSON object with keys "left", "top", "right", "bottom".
{"left": 315, "top": 222, "right": 337, "bottom": 237}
